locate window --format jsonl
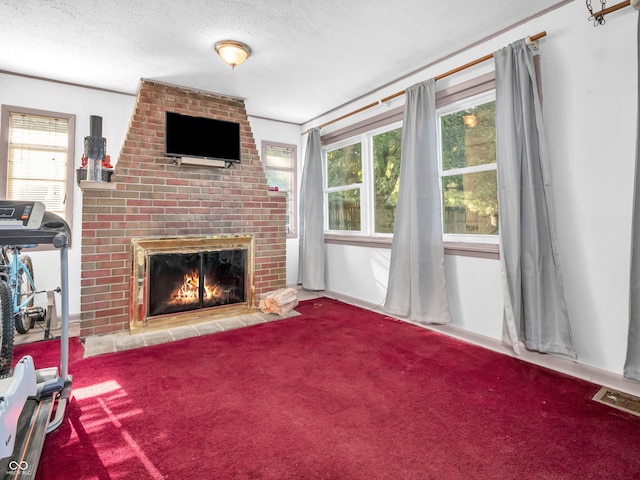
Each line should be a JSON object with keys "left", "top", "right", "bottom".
{"left": 262, "top": 141, "right": 297, "bottom": 237}
{"left": 326, "top": 140, "right": 362, "bottom": 232}
{"left": 324, "top": 123, "right": 401, "bottom": 236}
{"left": 437, "top": 91, "right": 498, "bottom": 242}
{"left": 0, "top": 106, "right": 75, "bottom": 224}
{"left": 320, "top": 75, "right": 497, "bottom": 256}
{"left": 372, "top": 128, "right": 402, "bottom": 234}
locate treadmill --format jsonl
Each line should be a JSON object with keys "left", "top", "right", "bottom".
{"left": 0, "top": 200, "right": 72, "bottom": 479}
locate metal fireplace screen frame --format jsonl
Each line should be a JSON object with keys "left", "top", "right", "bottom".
{"left": 130, "top": 235, "right": 255, "bottom": 330}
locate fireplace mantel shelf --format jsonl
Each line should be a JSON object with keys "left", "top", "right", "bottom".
{"left": 79, "top": 180, "right": 117, "bottom": 190}
{"left": 79, "top": 180, "right": 285, "bottom": 195}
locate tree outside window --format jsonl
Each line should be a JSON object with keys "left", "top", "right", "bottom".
{"left": 372, "top": 128, "right": 401, "bottom": 234}
{"left": 439, "top": 94, "right": 498, "bottom": 238}
{"left": 326, "top": 142, "right": 362, "bottom": 231}
{"left": 324, "top": 124, "right": 402, "bottom": 236}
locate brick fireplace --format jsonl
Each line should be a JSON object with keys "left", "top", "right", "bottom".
{"left": 79, "top": 80, "right": 287, "bottom": 337}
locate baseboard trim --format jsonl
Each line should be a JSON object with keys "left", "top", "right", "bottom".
{"left": 323, "top": 290, "right": 640, "bottom": 398}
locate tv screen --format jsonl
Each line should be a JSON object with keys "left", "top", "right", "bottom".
{"left": 165, "top": 111, "right": 241, "bottom": 163}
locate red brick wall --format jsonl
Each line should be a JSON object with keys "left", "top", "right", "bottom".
{"left": 80, "top": 80, "right": 287, "bottom": 337}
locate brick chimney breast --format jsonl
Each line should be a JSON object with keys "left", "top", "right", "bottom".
{"left": 79, "top": 80, "right": 287, "bottom": 337}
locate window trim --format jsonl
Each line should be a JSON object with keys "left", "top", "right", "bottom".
{"left": 323, "top": 233, "right": 499, "bottom": 259}
{"left": 262, "top": 140, "right": 297, "bottom": 238}
{"left": 0, "top": 105, "right": 76, "bottom": 230}
{"left": 321, "top": 106, "right": 404, "bottom": 146}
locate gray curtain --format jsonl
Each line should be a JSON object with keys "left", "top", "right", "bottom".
{"left": 495, "top": 39, "right": 575, "bottom": 358}
{"left": 384, "top": 79, "right": 451, "bottom": 325}
{"left": 297, "top": 127, "right": 325, "bottom": 291}
{"left": 625, "top": 12, "right": 640, "bottom": 381}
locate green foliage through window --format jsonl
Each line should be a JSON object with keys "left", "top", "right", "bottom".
{"left": 326, "top": 143, "right": 362, "bottom": 231}
{"left": 327, "top": 143, "right": 362, "bottom": 188}
{"left": 373, "top": 128, "right": 401, "bottom": 234}
{"left": 325, "top": 126, "right": 402, "bottom": 235}
{"left": 440, "top": 98, "right": 498, "bottom": 236}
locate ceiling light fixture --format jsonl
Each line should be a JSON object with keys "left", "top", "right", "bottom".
{"left": 214, "top": 40, "right": 251, "bottom": 69}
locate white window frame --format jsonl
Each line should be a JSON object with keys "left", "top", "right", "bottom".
{"left": 0, "top": 105, "right": 75, "bottom": 228}
{"left": 262, "top": 141, "right": 297, "bottom": 238}
{"left": 436, "top": 90, "right": 498, "bottom": 245}
{"left": 323, "top": 120, "right": 402, "bottom": 238}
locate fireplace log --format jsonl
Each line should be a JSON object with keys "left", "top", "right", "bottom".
{"left": 258, "top": 288, "right": 299, "bottom": 316}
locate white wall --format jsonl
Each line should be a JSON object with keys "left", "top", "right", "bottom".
{"left": 324, "top": 244, "right": 390, "bottom": 307}
{"left": 301, "top": 2, "right": 638, "bottom": 378}
{"left": 248, "top": 116, "right": 303, "bottom": 285}
{"left": 541, "top": 5, "right": 636, "bottom": 374}
{"left": 0, "top": 73, "right": 136, "bottom": 316}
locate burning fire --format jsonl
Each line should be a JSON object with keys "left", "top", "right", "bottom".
{"left": 169, "top": 270, "right": 222, "bottom": 305}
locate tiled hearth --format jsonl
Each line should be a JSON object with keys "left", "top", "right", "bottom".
{"left": 83, "top": 289, "right": 322, "bottom": 357}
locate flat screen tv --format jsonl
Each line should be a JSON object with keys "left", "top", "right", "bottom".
{"left": 165, "top": 111, "right": 241, "bottom": 163}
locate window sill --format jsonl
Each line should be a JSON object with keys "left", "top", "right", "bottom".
{"left": 324, "top": 234, "right": 499, "bottom": 259}
{"left": 444, "top": 241, "right": 499, "bottom": 260}
{"left": 324, "top": 234, "right": 392, "bottom": 249}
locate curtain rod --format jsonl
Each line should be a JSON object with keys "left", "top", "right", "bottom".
{"left": 303, "top": 31, "right": 546, "bottom": 135}
{"left": 594, "top": 0, "right": 631, "bottom": 19}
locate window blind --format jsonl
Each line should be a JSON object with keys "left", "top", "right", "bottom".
{"left": 265, "top": 144, "right": 294, "bottom": 169}
{"left": 7, "top": 112, "right": 68, "bottom": 216}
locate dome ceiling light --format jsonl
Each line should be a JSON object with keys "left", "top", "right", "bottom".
{"left": 214, "top": 40, "right": 251, "bottom": 69}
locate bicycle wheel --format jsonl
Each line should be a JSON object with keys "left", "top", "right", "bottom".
{"left": 14, "top": 255, "right": 35, "bottom": 334}
{"left": 0, "top": 280, "right": 14, "bottom": 376}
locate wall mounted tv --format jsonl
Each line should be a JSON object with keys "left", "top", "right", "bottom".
{"left": 165, "top": 111, "right": 241, "bottom": 164}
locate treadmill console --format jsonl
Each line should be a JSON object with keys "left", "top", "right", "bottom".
{"left": 0, "top": 201, "right": 70, "bottom": 248}
{"left": 0, "top": 201, "right": 45, "bottom": 230}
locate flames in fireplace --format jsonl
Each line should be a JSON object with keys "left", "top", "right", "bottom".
{"left": 147, "top": 249, "right": 247, "bottom": 318}
{"left": 171, "top": 270, "right": 223, "bottom": 305}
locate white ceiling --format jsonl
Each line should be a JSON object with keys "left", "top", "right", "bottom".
{"left": 0, "top": 0, "right": 569, "bottom": 125}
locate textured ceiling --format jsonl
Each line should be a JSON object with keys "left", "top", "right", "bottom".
{"left": 0, "top": 0, "right": 570, "bottom": 124}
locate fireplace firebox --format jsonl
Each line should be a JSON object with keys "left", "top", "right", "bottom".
{"left": 130, "top": 236, "right": 255, "bottom": 330}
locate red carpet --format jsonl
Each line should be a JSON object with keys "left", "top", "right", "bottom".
{"left": 12, "top": 298, "right": 640, "bottom": 479}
